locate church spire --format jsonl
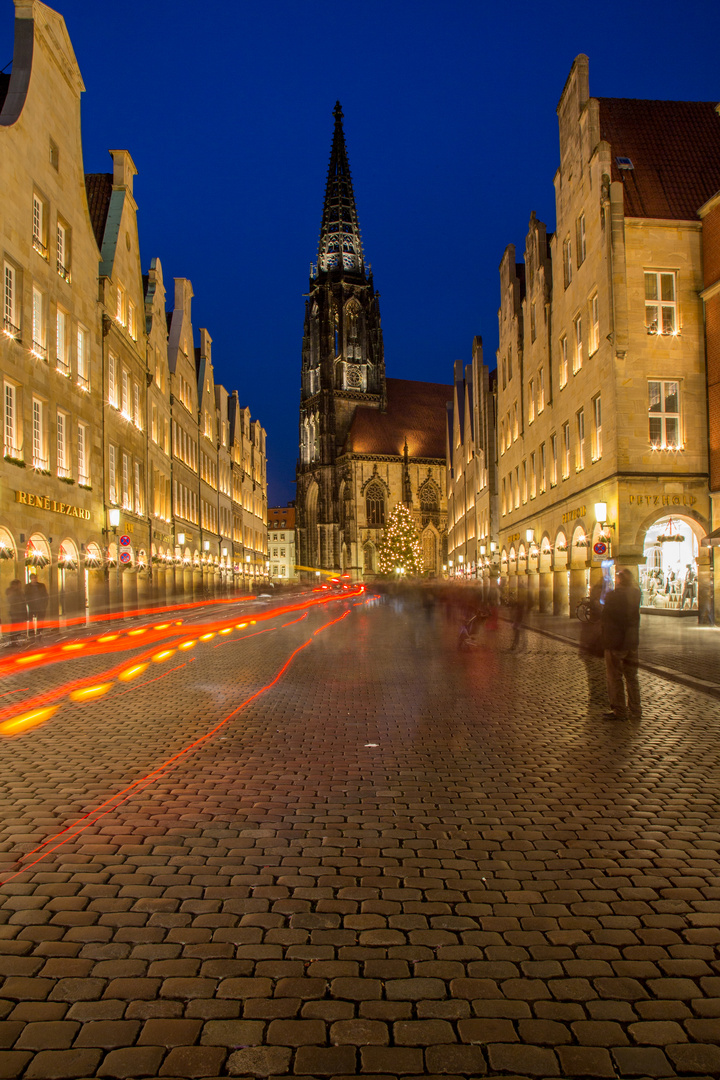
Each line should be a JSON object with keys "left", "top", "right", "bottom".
{"left": 317, "top": 102, "right": 365, "bottom": 275}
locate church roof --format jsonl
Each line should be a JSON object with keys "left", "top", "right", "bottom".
{"left": 597, "top": 98, "right": 720, "bottom": 219}
{"left": 346, "top": 378, "right": 453, "bottom": 460}
{"left": 317, "top": 102, "right": 365, "bottom": 275}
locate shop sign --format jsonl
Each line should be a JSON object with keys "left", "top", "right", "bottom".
{"left": 123, "top": 522, "right": 135, "bottom": 534}
{"left": 562, "top": 505, "right": 586, "bottom": 524}
{"left": 15, "top": 490, "right": 91, "bottom": 520}
{"left": 629, "top": 494, "right": 697, "bottom": 507}
{"left": 506, "top": 532, "right": 520, "bottom": 544}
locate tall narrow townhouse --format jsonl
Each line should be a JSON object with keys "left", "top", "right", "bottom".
{"left": 86, "top": 150, "right": 149, "bottom": 612}
{"left": 1, "top": 0, "right": 103, "bottom": 622}
{"left": 167, "top": 278, "right": 200, "bottom": 598}
{"left": 701, "top": 184, "right": 720, "bottom": 619}
{"left": 144, "top": 257, "right": 173, "bottom": 601}
{"left": 470, "top": 337, "right": 498, "bottom": 578}
{"left": 228, "top": 391, "right": 247, "bottom": 584}
{"left": 499, "top": 56, "right": 720, "bottom": 619}
{"left": 215, "top": 384, "right": 234, "bottom": 589}
{"left": 236, "top": 407, "right": 268, "bottom": 584}
{"left": 196, "top": 331, "right": 226, "bottom": 591}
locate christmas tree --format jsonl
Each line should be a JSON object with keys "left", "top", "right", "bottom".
{"left": 377, "top": 502, "right": 423, "bottom": 576}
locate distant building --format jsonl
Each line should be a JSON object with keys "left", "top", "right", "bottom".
{"left": 446, "top": 339, "right": 498, "bottom": 579}
{"left": 268, "top": 506, "right": 296, "bottom": 582}
{"left": 295, "top": 104, "right": 450, "bottom": 580}
{"left": 493, "top": 56, "right": 720, "bottom": 620}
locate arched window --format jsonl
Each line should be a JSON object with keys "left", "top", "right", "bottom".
{"left": 419, "top": 480, "right": 440, "bottom": 528}
{"left": 363, "top": 543, "right": 375, "bottom": 574}
{"left": 365, "top": 481, "right": 385, "bottom": 527}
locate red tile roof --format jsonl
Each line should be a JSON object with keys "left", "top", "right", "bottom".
{"left": 346, "top": 377, "right": 453, "bottom": 459}
{"left": 84, "top": 173, "right": 113, "bottom": 247}
{"left": 598, "top": 98, "right": 720, "bottom": 219}
{"left": 268, "top": 506, "right": 296, "bottom": 528}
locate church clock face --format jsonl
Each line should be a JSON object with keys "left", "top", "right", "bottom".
{"left": 347, "top": 365, "right": 362, "bottom": 388}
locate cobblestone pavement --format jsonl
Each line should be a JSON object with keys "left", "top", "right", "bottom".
{"left": 0, "top": 591, "right": 719, "bottom": 1079}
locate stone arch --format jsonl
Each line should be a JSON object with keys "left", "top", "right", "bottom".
{"left": 84, "top": 541, "right": 103, "bottom": 568}
{"left": 58, "top": 538, "right": 79, "bottom": 570}
{"left": 0, "top": 527, "right": 16, "bottom": 562}
{"left": 305, "top": 479, "right": 319, "bottom": 568}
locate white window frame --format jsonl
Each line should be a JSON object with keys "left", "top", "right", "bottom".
{"left": 32, "top": 193, "right": 47, "bottom": 257}
{"left": 563, "top": 236, "right": 572, "bottom": 288}
{"left": 4, "top": 383, "right": 19, "bottom": 459}
{"left": 589, "top": 293, "right": 599, "bottom": 355}
{"left": 77, "top": 326, "right": 89, "bottom": 390}
{"left": 128, "top": 300, "right": 136, "bottom": 341}
{"left": 133, "top": 383, "right": 141, "bottom": 429}
{"left": 78, "top": 422, "right": 88, "bottom": 485}
{"left": 540, "top": 442, "right": 546, "bottom": 493}
{"left": 577, "top": 213, "right": 586, "bottom": 265}
{"left": 56, "top": 307, "right": 69, "bottom": 374}
{"left": 122, "top": 452, "right": 131, "bottom": 510}
{"left": 32, "top": 287, "right": 46, "bottom": 359}
{"left": 56, "top": 220, "right": 70, "bottom": 281}
{"left": 550, "top": 434, "right": 557, "bottom": 487}
{"left": 57, "top": 410, "right": 69, "bottom": 478}
{"left": 109, "top": 443, "right": 117, "bottom": 504}
{"left": 648, "top": 380, "right": 681, "bottom": 449}
{"left": 122, "top": 370, "right": 130, "bottom": 418}
{"left": 559, "top": 335, "right": 568, "bottom": 388}
{"left": 576, "top": 409, "right": 585, "bottom": 471}
{"left": 538, "top": 368, "right": 545, "bottom": 413}
{"left": 116, "top": 283, "right": 126, "bottom": 326}
{"left": 134, "top": 460, "right": 142, "bottom": 514}
{"left": 592, "top": 395, "right": 602, "bottom": 461}
{"left": 573, "top": 315, "right": 583, "bottom": 374}
{"left": 32, "top": 398, "right": 46, "bottom": 470}
{"left": 109, "top": 353, "right": 118, "bottom": 408}
{"left": 528, "top": 379, "right": 535, "bottom": 423}
{"left": 3, "top": 262, "right": 19, "bottom": 338}
{"left": 562, "top": 423, "right": 570, "bottom": 480}
{"left": 645, "top": 271, "right": 677, "bottom": 336}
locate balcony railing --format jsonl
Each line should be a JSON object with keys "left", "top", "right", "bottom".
{"left": 31, "top": 340, "right": 48, "bottom": 360}
{"left": 3, "top": 317, "right": 20, "bottom": 340}
{"left": 57, "top": 261, "right": 71, "bottom": 283}
{"left": 32, "top": 235, "right": 48, "bottom": 258}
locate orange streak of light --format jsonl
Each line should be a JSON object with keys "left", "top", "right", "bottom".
{"left": 152, "top": 650, "right": 175, "bottom": 663}
{"left": 178, "top": 640, "right": 196, "bottom": 650}
{"left": 117, "top": 664, "right": 149, "bottom": 682}
{"left": 0, "top": 706, "right": 59, "bottom": 737}
{"left": 69, "top": 683, "right": 112, "bottom": 703}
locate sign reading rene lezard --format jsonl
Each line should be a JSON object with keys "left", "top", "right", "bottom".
{"left": 15, "top": 490, "right": 91, "bottom": 520}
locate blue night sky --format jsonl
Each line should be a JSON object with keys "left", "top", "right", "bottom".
{"left": 7, "top": 1, "right": 719, "bottom": 504}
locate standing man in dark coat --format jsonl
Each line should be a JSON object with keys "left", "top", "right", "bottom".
{"left": 602, "top": 568, "right": 642, "bottom": 721}
{"left": 5, "top": 580, "right": 27, "bottom": 643}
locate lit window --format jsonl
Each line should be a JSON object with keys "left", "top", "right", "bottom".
{"left": 4, "top": 383, "right": 19, "bottom": 458}
{"left": 57, "top": 411, "right": 69, "bottom": 478}
{"left": 122, "top": 452, "right": 131, "bottom": 510}
{"left": 134, "top": 461, "right": 142, "bottom": 514}
{"left": 563, "top": 236, "right": 572, "bottom": 288}
{"left": 576, "top": 409, "right": 585, "bottom": 471}
{"left": 116, "top": 283, "right": 126, "bottom": 326}
{"left": 513, "top": 402, "right": 519, "bottom": 441}
{"left": 649, "top": 380, "right": 681, "bottom": 449}
{"left": 32, "top": 399, "right": 46, "bottom": 469}
{"left": 56, "top": 308, "right": 69, "bottom": 374}
{"left": 559, "top": 335, "right": 568, "bottom": 388}
{"left": 128, "top": 300, "right": 136, "bottom": 340}
{"left": 78, "top": 423, "right": 88, "bottom": 485}
{"left": 32, "top": 287, "right": 47, "bottom": 359}
{"left": 122, "top": 371, "right": 130, "bottom": 418}
{"left": 589, "top": 293, "right": 599, "bottom": 355}
{"left": 645, "top": 271, "right": 677, "bottom": 335}
{"left": 550, "top": 434, "right": 557, "bottom": 487}
{"left": 592, "top": 395, "right": 602, "bottom": 461}
{"left": 365, "top": 481, "right": 385, "bottom": 526}
{"left": 32, "top": 193, "right": 47, "bottom": 257}
{"left": 109, "top": 444, "right": 117, "bottom": 504}
{"left": 133, "top": 383, "right": 141, "bottom": 429}
{"left": 109, "top": 353, "right": 118, "bottom": 407}
{"left": 573, "top": 315, "right": 583, "bottom": 374}
{"left": 577, "top": 213, "right": 586, "bottom": 265}
{"left": 540, "top": 443, "right": 546, "bottom": 493}
{"left": 514, "top": 466, "right": 520, "bottom": 509}
{"left": 77, "top": 326, "right": 89, "bottom": 390}
{"left": 57, "top": 221, "right": 70, "bottom": 281}
{"left": 528, "top": 379, "right": 535, "bottom": 423}
{"left": 522, "top": 460, "right": 528, "bottom": 504}
{"left": 3, "top": 263, "right": 20, "bottom": 338}
{"left": 562, "top": 422, "right": 570, "bottom": 480}
{"left": 538, "top": 368, "right": 545, "bottom": 412}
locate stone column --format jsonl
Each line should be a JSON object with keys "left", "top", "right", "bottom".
{"left": 553, "top": 565, "right": 569, "bottom": 616}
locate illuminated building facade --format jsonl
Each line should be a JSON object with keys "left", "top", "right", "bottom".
{"left": 492, "top": 56, "right": 720, "bottom": 620}
{"left": 0, "top": 0, "right": 267, "bottom": 622}
{"left": 296, "top": 104, "right": 451, "bottom": 580}
{"left": 268, "top": 506, "right": 296, "bottom": 582}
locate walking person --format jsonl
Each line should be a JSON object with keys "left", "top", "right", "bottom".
{"left": 25, "top": 575, "right": 49, "bottom": 634}
{"left": 5, "top": 579, "right": 27, "bottom": 644}
{"left": 509, "top": 592, "right": 527, "bottom": 650}
{"left": 602, "top": 568, "right": 642, "bottom": 721}
{"left": 579, "top": 581, "right": 605, "bottom": 714}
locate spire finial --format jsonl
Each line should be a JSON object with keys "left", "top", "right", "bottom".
{"left": 316, "top": 103, "right": 364, "bottom": 276}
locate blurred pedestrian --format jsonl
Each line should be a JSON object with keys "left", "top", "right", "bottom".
{"left": 602, "top": 568, "right": 642, "bottom": 721}
{"left": 509, "top": 593, "right": 527, "bottom": 650}
{"left": 25, "top": 576, "right": 48, "bottom": 634}
{"left": 5, "top": 579, "right": 27, "bottom": 643}
{"left": 579, "top": 581, "right": 605, "bottom": 714}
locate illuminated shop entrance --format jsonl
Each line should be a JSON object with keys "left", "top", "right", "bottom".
{"left": 640, "top": 516, "right": 699, "bottom": 611}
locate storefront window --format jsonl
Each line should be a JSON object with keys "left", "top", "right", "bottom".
{"left": 640, "top": 516, "right": 698, "bottom": 610}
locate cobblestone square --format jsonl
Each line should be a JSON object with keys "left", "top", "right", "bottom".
{"left": 0, "top": 592, "right": 718, "bottom": 1078}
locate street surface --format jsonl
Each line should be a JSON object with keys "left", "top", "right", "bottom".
{"left": 0, "top": 589, "right": 719, "bottom": 1079}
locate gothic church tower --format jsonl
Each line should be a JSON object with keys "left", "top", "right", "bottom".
{"left": 296, "top": 103, "right": 386, "bottom": 572}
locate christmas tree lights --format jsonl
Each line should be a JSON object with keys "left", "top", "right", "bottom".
{"left": 377, "top": 502, "right": 423, "bottom": 576}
